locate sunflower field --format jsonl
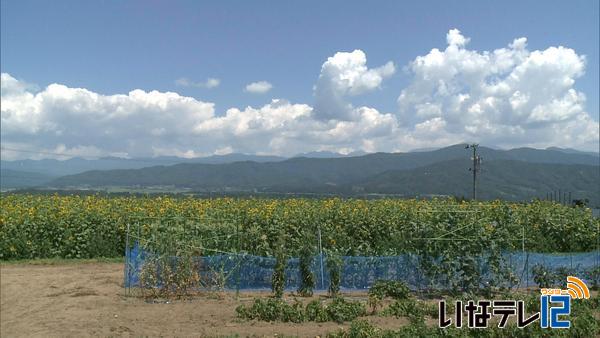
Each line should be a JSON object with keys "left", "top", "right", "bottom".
{"left": 1, "top": 194, "right": 597, "bottom": 261}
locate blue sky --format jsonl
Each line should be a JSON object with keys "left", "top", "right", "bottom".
{"left": 1, "top": 0, "right": 599, "bottom": 158}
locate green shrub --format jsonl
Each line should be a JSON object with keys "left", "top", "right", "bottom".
{"left": 345, "top": 320, "right": 380, "bottom": 338}
{"left": 329, "top": 302, "right": 600, "bottom": 338}
{"left": 305, "top": 299, "right": 330, "bottom": 322}
{"left": 395, "top": 320, "right": 431, "bottom": 338}
{"left": 327, "top": 253, "right": 342, "bottom": 297}
{"left": 235, "top": 298, "right": 304, "bottom": 323}
{"left": 368, "top": 280, "right": 411, "bottom": 313}
{"left": 570, "top": 305, "right": 600, "bottom": 337}
{"left": 585, "top": 266, "right": 600, "bottom": 290}
{"left": 327, "top": 320, "right": 381, "bottom": 338}
{"left": 381, "top": 299, "right": 424, "bottom": 319}
{"left": 553, "top": 266, "right": 577, "bottom": 288}
{"left": 523, "top": 293, "right": 540, "bottom": 313}
{"left": 237, "top": 297, "right": 366, "bottom": 323}
{"left": 327, "top": 297, "right": 367, "bottom": 323}
{"left": 531, "top": 264, "right": 580, "bottom": 289}
{"left": 531, "top": 264, "right": 556, "bottom": 288}
{"left": 298, "top": 244, "right": 315, "bottom": 297}
{"left": 272, "top": 244, "right": 286, "bottom": 298}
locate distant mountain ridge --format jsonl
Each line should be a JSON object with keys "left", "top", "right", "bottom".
{"left": 3, "top": 144, "right": 597, "bottom": 178}
{"left": 545, "top": 147, "right": 600, "bottom": 157}
{"left": 1, "top": 151, "right": 375, "bottom": 177}
{"left": 292, "top": 150, "right": 368, "bottom": 158}
{"left": 354, "top": 159, "right": 599, "bottom": 202}
{"left": 0, "top": 153, "right": 286, "bottom": 177}
{"left": 38, "top": 144, "right": 600, "bottom": 206}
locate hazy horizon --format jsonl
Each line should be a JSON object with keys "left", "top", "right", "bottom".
{"left": 1, "top": 143, "right": 599, "bottom": 162}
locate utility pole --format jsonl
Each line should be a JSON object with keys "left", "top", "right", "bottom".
{"left": 465, "top": 144, "right": 482, "bottom": 201}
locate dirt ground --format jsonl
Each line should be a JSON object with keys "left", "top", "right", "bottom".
{"left": 0, "top": 262, "right": 407, "bottom": 337}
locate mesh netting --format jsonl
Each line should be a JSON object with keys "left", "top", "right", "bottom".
{"left": 124, "top": 242, "right": 599, "bottom": 291}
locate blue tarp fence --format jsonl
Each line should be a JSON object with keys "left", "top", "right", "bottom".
{"left": 124, "top": 242, "right": 599, "bottom": 291}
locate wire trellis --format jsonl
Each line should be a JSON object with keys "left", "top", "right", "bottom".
{"left": 123, "top": 208, "right": 600, "bottom": 294}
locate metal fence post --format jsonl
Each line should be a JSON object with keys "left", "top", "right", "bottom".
{"left": 236, "top": 221, "right": 240, "bottom": 299}
{"left": 124, "top": 221, "right": 130, "bottom": 294}
{"left": 522, "top": 218, "right": 528, "bottom": 288}
{"left": 596, "top": 217, "right": 599, "bottom": 286}
{"left": 318, "top": 225, "right": 324, "bottom": 290}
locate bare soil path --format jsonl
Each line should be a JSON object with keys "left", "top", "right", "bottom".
{"left": 0, "top": 262, "right": 404, "bottom": 337}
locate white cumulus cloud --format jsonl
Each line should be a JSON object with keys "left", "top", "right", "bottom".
{"left": 2, "top": 73, "right": 216, "bottom": 158}
{"left": 244, "top": 81, "right": 273, "bottom": 94}
{"left": 0, "top": 72, "right": 402, "bottom": 159}
{"left": 314, "top": 50, "right": 396, "bottom": 120}
{"left": 175, "top": 77, "right": 220, "bottom": 89}
{"left": 397, "top": 29, "right": 598, "bottom": 150}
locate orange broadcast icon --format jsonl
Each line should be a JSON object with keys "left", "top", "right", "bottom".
{"left": 565, "top": 276, "right": 590, "bottom": 299}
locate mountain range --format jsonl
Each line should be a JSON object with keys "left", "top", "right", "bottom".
{"left": 3, "top": 144, "right": 596, "bottom": 205}
{"left": 0, "top": 153, "right": 286, "bottom": 177}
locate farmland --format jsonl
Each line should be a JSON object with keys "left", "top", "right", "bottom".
{"left": 1, "top": 194, "right": 598, "bottom": 261}
{"left": 1, "top": 194, "right": 599, "bottom": 337}
{"left": 2, "top": 262, "right": 599, "bottom": 337}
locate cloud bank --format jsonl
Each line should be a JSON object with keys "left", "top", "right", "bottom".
{"left": 1, "top": 30, "right": 598, "bottom": 159}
